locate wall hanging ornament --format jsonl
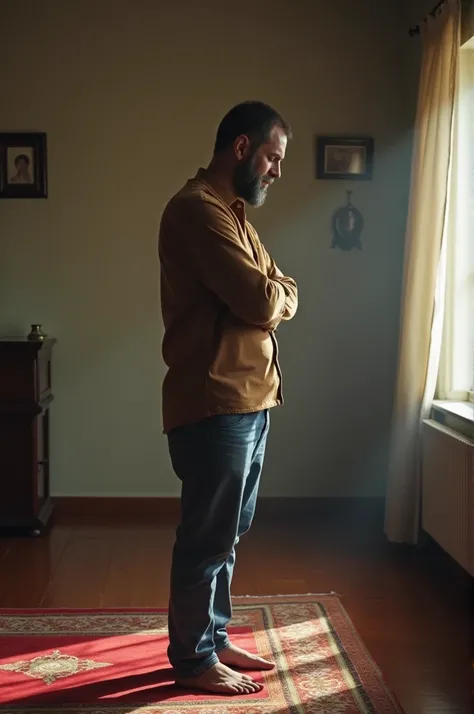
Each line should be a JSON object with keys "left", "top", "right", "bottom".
{"left": 331, "top": 190, "right": 363, "bottom": 252}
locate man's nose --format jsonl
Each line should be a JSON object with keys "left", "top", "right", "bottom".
{"left": 269, "top": 164, "right": 281, "bottom": 180}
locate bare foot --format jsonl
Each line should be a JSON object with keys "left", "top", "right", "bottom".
{"left": 218, "top": 643, "right": 275, "bottom": 670}
{"left": 175, "top": 661, "right": 263, "bottom": 695}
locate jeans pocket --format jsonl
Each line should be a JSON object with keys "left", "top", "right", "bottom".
{"left": 211, "top": 413, "right": 248, "bottom": 429}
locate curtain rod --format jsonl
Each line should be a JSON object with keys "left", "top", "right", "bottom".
{"left": 409, "top": 0, "right": 447, "bottom": 36}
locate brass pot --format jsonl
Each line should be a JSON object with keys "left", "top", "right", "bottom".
{"left": 27, "top": 324, "right": 47, "bottom": 341}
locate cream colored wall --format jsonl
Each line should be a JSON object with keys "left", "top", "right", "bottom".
{"left": 0, "top": 0, "right": 415, "bottom": 496}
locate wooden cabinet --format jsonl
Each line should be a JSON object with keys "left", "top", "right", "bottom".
{"left": 0, "top": 337, "right": 56, "bottom": 535}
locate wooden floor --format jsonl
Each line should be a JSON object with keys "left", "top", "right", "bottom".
{"left": 0, "top": 501, "right": 471, "bottom": 714}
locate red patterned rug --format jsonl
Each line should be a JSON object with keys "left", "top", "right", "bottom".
{"left": 0, "top": 594, "right": 403, "bottom": 713}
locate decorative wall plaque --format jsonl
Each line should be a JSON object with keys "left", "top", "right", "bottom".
{"left": 331, "top": 191, "right": 363, "bottom": 251}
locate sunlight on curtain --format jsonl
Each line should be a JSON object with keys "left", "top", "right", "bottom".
{"left": 437, "top": 43, "right": 474, "bottom": 400}
{"left": 384, "top": 0, "right": 461, "bottom": 545}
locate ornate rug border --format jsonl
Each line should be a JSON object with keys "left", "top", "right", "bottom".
{"left": 0, "top": 593, "right": 338, "bottom": 616}
{"left": 0, "top": 594, "right": 404, "bottom": 714}
{"left": 232, "top": 594, "right": 403, "bottom": 714}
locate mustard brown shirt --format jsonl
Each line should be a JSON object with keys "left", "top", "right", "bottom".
{"left": 158, "top": 168, "right": 298, "bottom": 433}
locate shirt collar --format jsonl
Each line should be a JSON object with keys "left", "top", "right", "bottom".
{"left": 195, "top": 168, "right": 244, "bottom": 211}
{"left": 194, "top": 168, "right": 247, "bottom": 229}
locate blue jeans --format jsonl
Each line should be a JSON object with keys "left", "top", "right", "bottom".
{"left": 166, "top": 410, "right": 269, "bottom": 677}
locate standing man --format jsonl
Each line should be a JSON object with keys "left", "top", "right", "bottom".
{"left": 158, "top": 101, "right": 298, "bottom": 696}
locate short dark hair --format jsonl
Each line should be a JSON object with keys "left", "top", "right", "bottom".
{"left": 15, "top": 154, "right": 30, "bottom": 166}
{"left": 214, "top": 101, "right": 292, "bottom": 154}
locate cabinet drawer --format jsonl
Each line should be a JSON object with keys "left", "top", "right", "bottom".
{"left": 0, "top": 339, "right": 54, "bottom": 407}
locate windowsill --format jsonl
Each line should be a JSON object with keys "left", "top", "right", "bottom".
{"left": 432, "top": 400, "right": 473, "bottom": 422}
{"left": 431, "top": 400, "right": 474, "bottom": 438}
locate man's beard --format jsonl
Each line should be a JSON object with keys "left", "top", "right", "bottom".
{"left": 233, "top": 152, "right": 271, "bottom": 207}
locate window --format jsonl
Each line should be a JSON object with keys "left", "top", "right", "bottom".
{"left": 437, "top": 39, "right": 474, "bottom": 402}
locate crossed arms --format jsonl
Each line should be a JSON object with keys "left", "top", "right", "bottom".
{"left": 176, "top": 197, "right": 298, "bottom": 331}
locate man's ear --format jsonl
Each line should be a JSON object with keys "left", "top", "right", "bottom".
{"left": 234, "top": 135, "right": 251, "bottom": 161}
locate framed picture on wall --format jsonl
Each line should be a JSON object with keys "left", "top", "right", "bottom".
{"left": 316, "top": 136, "right": 374, "bottom": 181}
{"left": 0, "top": 132, "right": 48, "bottom": 198}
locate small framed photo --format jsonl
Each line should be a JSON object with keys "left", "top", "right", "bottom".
{"left": 0, "top": 132, "right": 48, "bottom": 198}
{"left": 316, "top": 136, "right": 374, "bottom": 180}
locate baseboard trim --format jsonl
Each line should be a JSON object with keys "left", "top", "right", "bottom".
{"left": 52, "top": 497, "right": 182, "bottom": 521}
{"left": 52, "top": 496, "right": 385, "bottom": 524}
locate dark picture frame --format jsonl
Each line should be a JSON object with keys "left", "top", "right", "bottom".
{"left": 0, "top": 132, "right": 48, "bottom": 198}
{"left": 316, "top": 136, "right": 374, "bottom": 181}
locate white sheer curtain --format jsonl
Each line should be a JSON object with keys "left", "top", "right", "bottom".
{"left": 437, "top": 45, "right": 474, "bottom": 400}
{"left": 384, "top": 0, "right": 461, "bottom": 545}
